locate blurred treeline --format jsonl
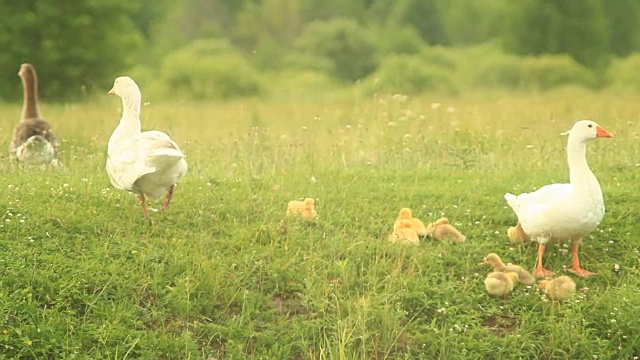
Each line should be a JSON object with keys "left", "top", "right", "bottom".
{"left": 2, "top": 0, "right": 640, "bottom": 101}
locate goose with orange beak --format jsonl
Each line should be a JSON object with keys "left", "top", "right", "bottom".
{"left": 504, "top": 120, "right": 613, "bottom": 277}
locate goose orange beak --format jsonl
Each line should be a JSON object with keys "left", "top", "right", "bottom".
{"left": 108, "top": 88, "right": 115, "bottom": 96}
{"left": 596, "top": 126, "right": 613, "bottom": 138}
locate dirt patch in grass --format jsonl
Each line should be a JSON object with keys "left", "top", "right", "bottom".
{"left": 270, "top": 294, "right": 308, "bottom": 318}
{"left": 481, "top": 315, "right": 518, "bottom": 336}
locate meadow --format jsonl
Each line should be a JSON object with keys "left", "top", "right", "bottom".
{"left": 0, "top": 87, "right": 639, "bottom": 359}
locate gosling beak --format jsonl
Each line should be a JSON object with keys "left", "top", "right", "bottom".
{"left": 108, "top": 88, "right": 116, "bottom": 96}
{"left": 596, "top": 126, "right": 613, "bottom": 138}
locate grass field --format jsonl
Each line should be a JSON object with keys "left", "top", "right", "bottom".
{"left": 0, "top": 88, "right": 639, "bottom": 359}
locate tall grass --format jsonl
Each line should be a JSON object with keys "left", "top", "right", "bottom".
{"left": 0, "top": 89, "right": 638, "bottom": 359}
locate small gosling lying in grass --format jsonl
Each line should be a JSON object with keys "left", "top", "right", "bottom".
{"left": 393, "top": 208, "right": 427, "bottom": 236}
{"left": 507, "top": 222, "right": 527, "bottom": 243}
{"left": 426, "top": 217, "right": 466, "bottom": 242}
{"left": 287, "top": 198, "right": 317, "bottom": 219}
{"left": 484, "top": 271, "right": 519, "bottom": 297}
{"left": 388, "top": 219, "right": 420, "bottom": 245}
{"left": 537, "top": 276, "right": 576, "bottom": 302}
{"left": 482, "top": 253, "right": 535, "bottom": 285}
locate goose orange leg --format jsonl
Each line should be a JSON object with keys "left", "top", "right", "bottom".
{"left": 161, "top": 185, "right": 175, "bottom": 210}
{"left": 138, "top": 194, "right": 149, "bottom": 219}
{"left": 534, "top": 243, "right": 556, "bottom": 277}
{"left": 568, "top": 240, "right": 596, "bottom": 277}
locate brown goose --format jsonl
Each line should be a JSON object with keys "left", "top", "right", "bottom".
{"left": 10, "top": 63, "right": 58, "bottom": 164}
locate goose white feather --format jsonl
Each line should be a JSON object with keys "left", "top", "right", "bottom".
{"left": 106, "top": 76, "right": 187, "bottom": 219}
{"left": 504, "top": 120, "right": 612, "bottom": 277}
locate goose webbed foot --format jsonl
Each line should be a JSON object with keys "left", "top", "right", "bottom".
{"left": 569, "top": 241, "right": 595, "bottom": 277}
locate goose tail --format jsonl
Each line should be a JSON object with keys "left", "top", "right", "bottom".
{"left": 147, "top": 140, "right": 186, "bottom": 169}
{"left": 504, "top": 193, "right": 519, "bottom": 211}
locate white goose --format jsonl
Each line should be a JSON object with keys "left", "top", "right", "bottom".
{"left": 106, "top": 76, "right": 187, "bottom": 219}
{"left": 504, "top": 120, "right": 612, "bottom": 277}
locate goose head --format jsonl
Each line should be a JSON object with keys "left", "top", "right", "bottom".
{"left": 303, "top": 198, "right": 315, "bottom": 210}
{"left": 566, "top": 120, "right": 613, "bottom": 142}
{"left": 18, "top": 63, "right": 35, "bottom": 79}
{"left": 108, "top": 76, "right": 140, "bottom": 98}
{"left": 482, "top": 253, "right": 502, "bottom": 266}
{"left": 398, "top": 208, "right": 412, "bottom": 219}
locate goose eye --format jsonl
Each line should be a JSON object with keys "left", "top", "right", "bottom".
{"left": 588, "top": 124, "right": 593, "bottom": 128}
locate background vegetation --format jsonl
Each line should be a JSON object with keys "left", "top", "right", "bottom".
{"left": 2, "top": 0, "right": 640, "bottom": 100}
{"left": 1, "top": 1, "right": 640, "bottom": 359}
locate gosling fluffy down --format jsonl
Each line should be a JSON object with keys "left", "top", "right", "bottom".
{"left": 393, "top": 208, "right": 427, "bottom": 236}
{"left": 507, "top": 222, "right": 527, "bottom": 243}
{"left": 537, "top": 276, "right": 576, "bottom": 302}
{"left": 388, "top": 219, "right": 420, "bottom": 245}
{"left": 484, "top": 271, "right": 519, "bottom": 297}
{"left": 426, "top": 217, "right": 466, "bottom": 242}
{"left": 482, "top": 253, "right": 535, "bottom": 285}
{"left": 287, "top": 198, "right": 317, "bottom": 219}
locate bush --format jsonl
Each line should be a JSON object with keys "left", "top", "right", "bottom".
{"left": 419, "top": 46, "right": 458, "bottom": 71}
{"left": 377, "top": 25, "right": 425, "bottom": 55}
{"left": 528, "top": 55, "right": 599, "bottom": 90}
{"left": 607, "top": 54, "right": 640, "bottom": 92}
{"left": 472, "top": 54, "right": 528, "bottom": 89}
{"left": 158, "top": 39, "right": 262, "bottom": 99}
{"left": 295, "top": 18, "right": 379, "bottom": 82}
{"left": 473, "top": 54, "right": 598, "bottom": 90}
{"left": 281, "top": 51, "right": 336, "bottom": 74}
{"left": 362, "top": 54, "right": 458, "bottom": 95}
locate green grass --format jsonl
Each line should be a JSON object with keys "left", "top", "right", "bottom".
{"left": 0, "top": 88, "right": 639, "bottom": 359}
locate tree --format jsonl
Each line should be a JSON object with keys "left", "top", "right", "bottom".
{"left": 440, "top": 0, "right": 507, "bottom": 45}
{"left": 386, "top": 0, "right": 448, "bottom": 45}
{"left": 503, "top": 0, "right": 610, "bottom": 70}
{"left": 602, "top": 0, "right": 640, "bottom": 56}
{"left": 0, "top": 0, "right": 143, "bottom": 101}
{"left": 295, "top": 18, "right": 379, "bottom": 82}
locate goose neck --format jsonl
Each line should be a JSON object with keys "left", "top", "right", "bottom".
{"left": 120, "top": 92, "right": 141, "bottom": 123}
{"left": 21, "top": 72, "right": 41, "bottom": 120}
{"left": 567, "top": 137, "right": 595, "bottom": 187}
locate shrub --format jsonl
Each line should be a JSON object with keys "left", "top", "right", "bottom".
{"left": 363, "top": 54, "right": 458, "bottom": 95}
{"left": 419, "top": 46, "right": 458, "bottom": 71}
{"left": 473, "top": 53, "right": 597, "bottom": 90}
{"left": 158, "top": 39, "right": 262, "bottom": 99}
{"left": 295, "top": 18, "right": 379, "bottom": 82}
{"left": 607, "top": 54, "right": 640, "bottom": 92}
{"left": 527, "top": 55, "right": 598, "bottom": 90}
{"left": 473, "top": 54, "right": 529, "bottom": 89}
{"left": 377, "top": 25, "right": 425, "bottom": 55}
{"left": 281, "top": 51, "right": 336, "bottom": 74}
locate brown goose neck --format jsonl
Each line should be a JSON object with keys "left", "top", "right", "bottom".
{"left": 21, "top": 69, "right": 41, "bottom": 120}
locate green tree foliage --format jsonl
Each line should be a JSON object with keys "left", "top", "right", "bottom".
{"left": 295, "top": 18, "right": 379, "bottom": 82}
{"left": 504, "top": 0, "right": 610, "bottom": 70}
{"left": 4, "top": 0, "right": 640, "bottom": 101}
{"left": 300, "top": 0, "right": 369, "bottom": 22}
{"left": 602, "top": 0, "right": 640, "bottom": 56}
{"left": 376, "top": 25, "right": 425, "bottom": 55}
{"left": 441, "top": 0, "right": 507, "bottom": 45}
{"left": 234, "top": 0, "right": 303, "bottom": 49}
{"left": 364, "top": 54, "right": 458, "bottom": 95}
{"left": 386, "top": 0, "right": 448, "bottom": 45}
{"left": 0, "top": 0, "right": 143, "bottom": 100}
